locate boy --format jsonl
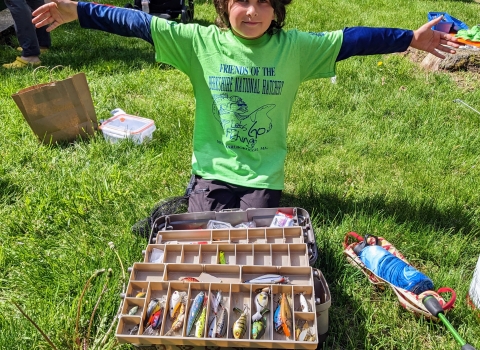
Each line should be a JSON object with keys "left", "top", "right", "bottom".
{"left": 32, "top": 0, "right": 458, "bottom": 212}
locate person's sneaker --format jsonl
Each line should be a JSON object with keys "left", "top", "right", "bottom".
{"left": 16, "top": 47, "right": 49, "bottom": 54}
{"left": 2, "top": 57, "right": 41, "bottom": 69}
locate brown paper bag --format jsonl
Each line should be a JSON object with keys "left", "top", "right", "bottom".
{"left": 11, "top": 72, "right": 98, "bottom": 144}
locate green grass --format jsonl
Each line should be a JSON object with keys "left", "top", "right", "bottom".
{"left": 1, "top": 0, "right": 480, "bottom": 349}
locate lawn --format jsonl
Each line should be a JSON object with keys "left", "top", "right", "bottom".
{"left": 0, "top": 0, "right": 479, "bottom": 349}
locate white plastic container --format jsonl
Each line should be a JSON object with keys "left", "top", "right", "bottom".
{"left": 99, "top": 113, "right": 156, "bottom": 144}
{"left": 468, "top": 255, "right": 480, "bottom": 310}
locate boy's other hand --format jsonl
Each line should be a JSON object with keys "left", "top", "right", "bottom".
{"left": 32, "top": 0, "right": 79, "bottom": 32}
{"left": 410, "top": 16, "right": 460, "bottom": 59}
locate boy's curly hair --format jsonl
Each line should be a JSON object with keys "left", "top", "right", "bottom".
{"left": 213, "top": 0, "right": 293, "bottom": 35}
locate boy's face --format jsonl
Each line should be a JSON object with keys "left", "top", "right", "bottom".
{"left": 228, "top": 0, "right": 275, "bottom": 39}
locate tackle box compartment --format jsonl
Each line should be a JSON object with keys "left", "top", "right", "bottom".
{"left": 116, "top": 208, "right": 331, "bottom": 349}
{"left": 148, "top": 207, "right": 318, "bottom": 266}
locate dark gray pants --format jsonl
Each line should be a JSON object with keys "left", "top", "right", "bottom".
{"left": 5, "top": 0, "right": 51, "bottom": 57}
{"left": 187, "top": 175, "right": 282, "bottom": 213}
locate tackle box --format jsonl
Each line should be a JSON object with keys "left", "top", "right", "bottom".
{"left": 427, "top": 12, "right": 469, "bottom": 33}
{"left": 116, "top": 207, "right": 331, "bottom": 349}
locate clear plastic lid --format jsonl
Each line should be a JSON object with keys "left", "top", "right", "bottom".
{"left": 100, "top": 114, "right": 154, "bottom": 134}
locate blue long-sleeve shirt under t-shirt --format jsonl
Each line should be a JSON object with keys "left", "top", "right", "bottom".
{"left": 76, "top": 2, "right": 414, "bottom": 62}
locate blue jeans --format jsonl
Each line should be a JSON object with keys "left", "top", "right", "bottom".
{"left": 5, "top": 0, "right": 51, "bottom": 57}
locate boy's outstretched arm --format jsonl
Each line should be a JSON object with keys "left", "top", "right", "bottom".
{"left": 33, "top": 0, "right": 153, "bottom": 44}
{"left": 337, "top": 16, "right": 459, "bottom": 62}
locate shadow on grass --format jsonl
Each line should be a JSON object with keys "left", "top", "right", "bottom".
{"left": 40, "top": 41, "right": 157, "bottom": 71}
{"left": 0, "top": 177, "right": 20, "bottom": 205}
{"left": 280, "top": 189, "right": 476, "bottom": 349}
{"left": 315, "top": 232, "right": 369, "bottom": 349}
{"left": 281, "top": 190, "right": 475, "bottom": 240}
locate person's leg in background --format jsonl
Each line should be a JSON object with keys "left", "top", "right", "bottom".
{"left": 28, "top": 0, "right": 51, "bottom": 52}
{"left": 3, "top": 0, "right": 51, "bottom": 68}
{"left": 238, "top": 188, "right": 282, "bottom": 210}
{"left": 188, "top": 176, "right": 240, "bottom": 213}
{"left": 187, "top": 176, "right": 282, "bottom": 212}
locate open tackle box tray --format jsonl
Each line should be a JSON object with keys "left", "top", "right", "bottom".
{"left": 147, "top": 207, "right": 318, "bottom": 266}
{"left": 116, "top": 207, "right": 331, "bottom": 349}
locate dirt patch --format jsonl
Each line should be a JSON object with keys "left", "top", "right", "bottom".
{"left": 399, "top": 47, "right": 429, "bottom": 64}
{"left": 399, "top": 47, "right": 480, "bottom": 90}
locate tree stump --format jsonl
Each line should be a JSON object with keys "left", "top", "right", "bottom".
{"left": 421, "top": 46, "right": 480, "bottom": 72}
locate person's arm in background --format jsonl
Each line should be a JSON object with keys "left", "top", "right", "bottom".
{"left": 337, "top": 16, "right": 459, "bottom": 61}
{"left": 32, "top": 0, "right": 153, "bottom": 44}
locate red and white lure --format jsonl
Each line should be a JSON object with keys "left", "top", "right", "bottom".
{"left": 179, "top": 277, "right": 200, "bottom": 282}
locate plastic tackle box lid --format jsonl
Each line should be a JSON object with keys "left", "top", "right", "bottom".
{"left": 427, "top": 12, "right": 469, "bottom": 33}
{"left": 99, "top": 114, "right": 154, "bottom": 135}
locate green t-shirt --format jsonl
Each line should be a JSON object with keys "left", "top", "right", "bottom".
{"left": 151, "top": 18, "right": 343, "bottom": 190}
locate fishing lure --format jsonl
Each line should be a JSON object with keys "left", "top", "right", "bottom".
{"left": 252, "top": 307, "right": 269, "bottom": 339}
{"left": 129, "top": 324, "right": 139, "bottom": 335}
{"left": 179, "top": 277, "right": 200, "bottom": 282}
{"left": 142, "top": 325, "right": 156, "bottom": 336}
{"left": 255, "top": 287, "right": 271, "bottom": 294}
{"left": 243, "top": 274, "right": 289, "bottom": 284}
{"left": 169, "top": 291, "right": 186, "bottom": 319}
{"left": 252, "top": 291, "right": 269, "bottom": 322}
{"left": 144, "top": 298, "right": 162, "bottom": 326}
{"left": 207, "top": 315, "right": 217, "bottom": 338}
{"left": 219, "top": 250, "right": 226, "bottom": 264}
{"left": 151, "top": 309, "right": 163, "bottom": 329}
{"left": 232, "top": 306, "right": 248, "bottom": 339}
{"left": 285, "top": 294, "right": 293, "bottom": 323}
{"left": 186, "top": 291, "right": 206, "bottom": 336}
{"left": 297, "top": 321, "right": 316, "bottom": 342}
{"left": 273, "top": 302, "right": 283, "bottom": 333}
{"left": 164, "top": 300, "right": 186, "bottom": 336}
{"left": 280, "top": 293, "right": 292, "bottom": 337}
{"left": 135, "top": 291, "right": 146, "bottom": 298}
{"left": 295, "top": 322, "right": 301, "bottom": 341}
{"left": 143, "top": 308, "right": 163, "bottom": 335}
{"left": 127, "top": 305, "right": 138, "bottom": 315}
{"left": 195, "top": 305, "right": 207, "bottom": 338}
{"left": 299, "top": 292, "right": 310, "bottom": 312}
{"left": 304, "top": 332, "right": 316, "bottom": 342}
{"left": 298, "top": 329, "right": 308, "bottom": 341}
{"left": 210, "top": 290, "right": 222, "bottom": 315}
{"left": 251, "top": 317, "right": 267, "bottom": 340}
{"left": 215, "top": 306, "right": 228, "bottom": 338}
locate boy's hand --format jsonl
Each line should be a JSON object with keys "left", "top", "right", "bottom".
{"left": 410, "top": 16, "right": 460, "bottom": 59}
{"left": 32, "top": 0, "right": 79, "bottom": 32}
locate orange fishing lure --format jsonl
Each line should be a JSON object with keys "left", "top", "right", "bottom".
{"left": 280, "top": 293, "right": 292, "bottom": 337}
